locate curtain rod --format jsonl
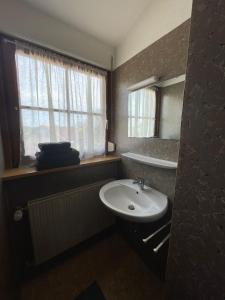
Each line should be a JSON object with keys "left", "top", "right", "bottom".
{"left": 3, "top": 36, "right": 109, "bottom": 73}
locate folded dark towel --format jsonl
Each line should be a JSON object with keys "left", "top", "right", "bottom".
{"left": 36, "top": 157, "right": 80, "bottom": 171}
{"left": 35, "top": 148, "right": 80, "bottom": 163}
{"left": 35, "top": 145, "right": 80, "bottom": 170}
{"left": 38, "top": 142, "right": 71, "bottom": 153}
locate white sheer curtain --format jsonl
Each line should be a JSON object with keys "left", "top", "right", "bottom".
{"left": 15, "top": 45, "right": 107, "bottom": 160}
{"left": 128, "top": 87, "right": 156, "bottom": 137}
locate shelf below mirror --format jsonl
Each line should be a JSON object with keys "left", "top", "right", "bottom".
{"left": 122, "top": 152, "right": 177, "bottom": 169}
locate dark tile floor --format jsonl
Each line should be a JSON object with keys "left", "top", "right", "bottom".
{"left": 20, "top": 233, "right": 165, "bottom": 300}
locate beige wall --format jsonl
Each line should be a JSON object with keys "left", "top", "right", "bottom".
{"left": 0, "top": 0, "right": 114, "bottom": 69}
{"left": 116, "top": 0, "right": 193, "bottom": 67}
{"left": 0, "top": 0, "right": 193, "bottom": 70}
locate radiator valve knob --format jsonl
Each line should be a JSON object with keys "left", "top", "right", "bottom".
{"left": 14, "top": 209, "right": 23, "bottom": 222}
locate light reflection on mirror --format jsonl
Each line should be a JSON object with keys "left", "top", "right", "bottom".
{"left": 128, "top": 77, "right": 185, "bottom": 140}
{"left": 159, "top": 81, "right": 184, "bottom": 139}
{"left": 128, "top": 87, "right": 156, "bottom": 138}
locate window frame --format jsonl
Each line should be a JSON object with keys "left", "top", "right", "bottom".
{"left": 154, "top": 87, "right": 161, "bottom": 138}
{"left": 15, "top": 42, "right": 110, "bottom": 161}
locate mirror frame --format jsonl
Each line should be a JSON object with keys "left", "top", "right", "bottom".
{"left": 127, "top": 74, "right": 186, "bottom": 140}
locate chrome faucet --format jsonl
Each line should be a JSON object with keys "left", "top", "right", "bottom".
{"left": 133, "top": 177, "right": 145, "bottom": 190}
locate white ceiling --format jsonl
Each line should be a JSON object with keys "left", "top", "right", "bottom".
{"left": 21, "top": 0, "right": 152, "bottom": 46}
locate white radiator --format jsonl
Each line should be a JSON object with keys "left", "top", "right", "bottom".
{"left": 28, "top": 180, "right": 114, "bottom": 265}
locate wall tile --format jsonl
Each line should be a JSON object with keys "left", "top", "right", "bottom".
{"left": 112, "top": 20, "right": 190, "bottom": 200}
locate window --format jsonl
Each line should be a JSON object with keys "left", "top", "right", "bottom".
{"left": 15, "top": 45, "right": 107, "bottom": 160}
{"left": 128, "top": 87, "right": 156, "bottom": 137}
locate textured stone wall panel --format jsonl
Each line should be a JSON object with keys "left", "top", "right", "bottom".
{"left": 166, "top": 1, "right": 225, "bottom": 299}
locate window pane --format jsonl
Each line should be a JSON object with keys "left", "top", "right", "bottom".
{"left": 93, "top": 115, "right": 106, "bottom": 153}
{"left": 91, "top": 76, "right": 106, "bottom": 114}
{"left": 128, "top": 87, "right": 156, "bottom": 137}
{"left": 69, "top": 113, "right": 88, "bottom": 156}
{"left": 50, "top": 64, "right": 67, "bottom": 110}
{"left": 16, "top": 54, "right": 49, "bottom": 108}
{"left": 21, "top": 109, "right": 50, "bottom": 156}
{"left": 54, "top": 112, "right": 69, "bottom": 141}
{"left": 68, "top": 70, "right": 88, "bottom": 112}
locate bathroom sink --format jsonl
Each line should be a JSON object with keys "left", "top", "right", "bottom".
{"left": 99, "top": 179, "right": 168, "bottom": 223}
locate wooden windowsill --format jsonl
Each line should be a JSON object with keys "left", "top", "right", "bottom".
{"left": 2, "top": 154, "right": 121, "bottom": 182}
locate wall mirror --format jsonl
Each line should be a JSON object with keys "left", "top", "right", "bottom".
{"left": 128, "top": 75, "right": 185, "bottom": 140}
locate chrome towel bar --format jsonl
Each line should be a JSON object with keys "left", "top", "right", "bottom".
{"left": 142, "top": 220, "right": 171, "bottom": 243}
{"left": 153, "top": 233, "right": 171, "bottom": 253}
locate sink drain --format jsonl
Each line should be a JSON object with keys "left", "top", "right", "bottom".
{"left": 128, "top": 204, "right": 135, "bottom": 210}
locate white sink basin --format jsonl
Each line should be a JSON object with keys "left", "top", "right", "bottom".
{"left": 99, "top": 179, "right": 168, "bottom": 223}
